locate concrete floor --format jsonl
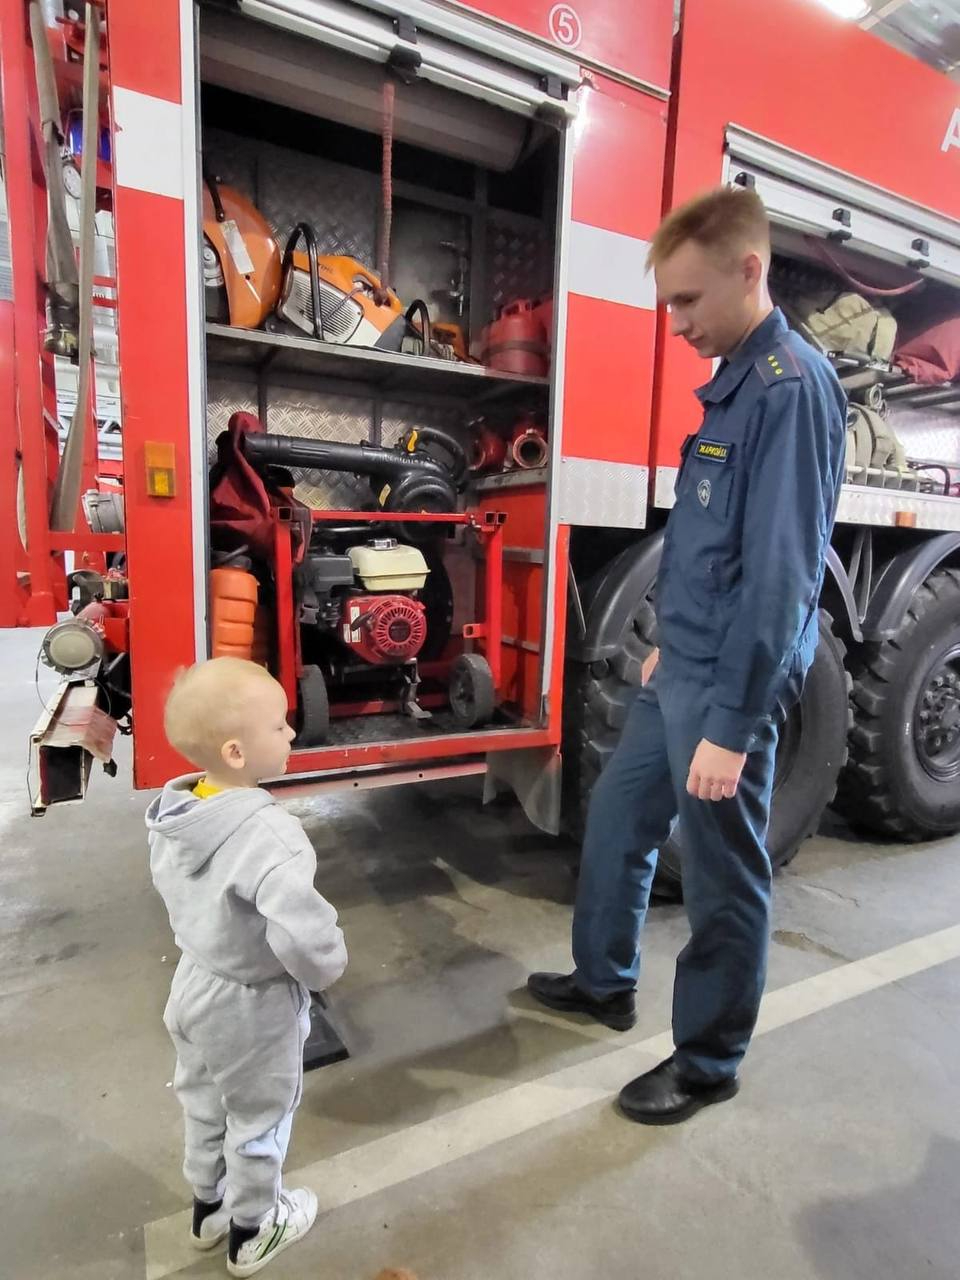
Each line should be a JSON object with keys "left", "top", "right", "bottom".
{"left": 2, "top": 627, "right": 960, "bottom": 1280}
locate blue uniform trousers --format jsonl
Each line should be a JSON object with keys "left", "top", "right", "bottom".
{"left": 571, "top": 663, "right": 778, "bottom": 1082}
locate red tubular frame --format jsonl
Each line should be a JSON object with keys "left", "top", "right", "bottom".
{"left": 272, "top": 516, "right": 298, "bottom": 711}
{"left": 477, "top": 513, "right": 504, "bottom": 690}
{"left": 273, "top": 507, "right": 507, "bottom": 723}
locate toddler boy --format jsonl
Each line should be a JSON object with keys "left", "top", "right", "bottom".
{"left": 147, "top": 658, "right": 347, "bottom": 1276}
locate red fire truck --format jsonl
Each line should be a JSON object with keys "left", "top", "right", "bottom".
{"left": 6, "top": 0, "right": 960, "bottom": 893}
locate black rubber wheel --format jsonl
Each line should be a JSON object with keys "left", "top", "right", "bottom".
{"left": 563, "top": 593, "right": 851, "bottom": 899}
{"left": 296, "top": 664, "right": 329, "bottom": 746}
{"left": 449, "top": 653, "right": 496, "bottom": 728}
{"left": 835, "top": 568, "right": 960, "bottom": 840}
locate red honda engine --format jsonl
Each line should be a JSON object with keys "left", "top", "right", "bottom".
{"left": 340, "top": 593, "right": 427, "bottom": 666}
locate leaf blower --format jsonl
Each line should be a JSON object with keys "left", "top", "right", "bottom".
{"left": 240, "top": 426, "right": 469, "bottom": 541}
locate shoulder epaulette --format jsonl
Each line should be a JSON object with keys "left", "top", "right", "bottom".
{"left": 755, "top": 340, "right": 803, "bottom": 386}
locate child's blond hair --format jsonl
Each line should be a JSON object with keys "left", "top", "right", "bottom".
{"left": 164, "top": 657, "right": 280, "bottom": 769}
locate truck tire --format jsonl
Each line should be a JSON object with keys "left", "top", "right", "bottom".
{"left": 564, "top": 599, "right": 851, "bottom": 897}
{"left": 836, "top": 568, "right": 960, "bottom": 840}
{"left": 561, "top": 583, "right": 658, "bottom": 842}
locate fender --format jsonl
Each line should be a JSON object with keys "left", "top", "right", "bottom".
{"left": 571, "top": 535, "right": 863, "bottom": 663}
{"left": 572, "top": 533, "right": 664, "bottom": 664}
{"left": 863, "top": 532, "right": 960, "bottom": 641}
{"left": 823, "top": 545, "right": 862, "bottom": 644}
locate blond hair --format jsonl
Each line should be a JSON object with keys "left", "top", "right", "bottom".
{"left": 647, "top": 187, "right": 770, "bottom": 271}
{"left": 164, "top": 657, "right": 280, "bottom": 768}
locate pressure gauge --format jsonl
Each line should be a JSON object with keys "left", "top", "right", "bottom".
{"left": 62, "top": 160, "right": 82, "bottom": 200}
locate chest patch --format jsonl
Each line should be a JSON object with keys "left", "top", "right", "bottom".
{"left": 695, "top": 439, "right": 730, "bottom": 463}
{"left": 697, "top": 479, "right": 712, "bottom": 508}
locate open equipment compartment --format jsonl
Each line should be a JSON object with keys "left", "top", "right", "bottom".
{"left": 727, "top": 129, "right": 960, "bottom": 521}
{"left": 195, "top": 2, "right": 566, "bottom": 757}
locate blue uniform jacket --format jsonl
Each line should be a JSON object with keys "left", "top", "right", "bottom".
{"left": 657, "top": 308, "right": 847, "bottom": 753}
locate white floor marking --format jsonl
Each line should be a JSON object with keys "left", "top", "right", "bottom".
{"left": 143, "top": 922, "right": 960, "bottom": 1278}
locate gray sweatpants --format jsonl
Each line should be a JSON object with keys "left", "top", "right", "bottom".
{"left": 163, "top": 956, "right": 311, "bottom": 1227}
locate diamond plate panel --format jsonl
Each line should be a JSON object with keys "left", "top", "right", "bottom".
{"left": 266, "top": 387, "right": 373, "bottom": 509}
{"left": 889, "top": 406, "right": 960, "bottom": 466}
{"left": 556, "top": 457, "right": 648, "bottom": 529}
{"left": 207, "top": 377, "right": 258, "bottom": 461}
{"left": 658, "top": 463, "right": 960, "bottom": 532}
{"left": 261, "top": 149, "right": 378, "bottom": 262}
{"left": 380, "top": 401, "right": 465, "bottom": 450}
{"left": 203, "top": 129, "right": 258, "bottom": 208}
{"left": 204, "top": 128, "right": 378, "bottom": 262}
{"left": 653, "top": 464, "right": 679, "bottom": 510}
{"left": 835, "top": 484, "right": 960, "bottom": 531}
{"left": 486, "top": 217, "right": 550, "bottom": 317}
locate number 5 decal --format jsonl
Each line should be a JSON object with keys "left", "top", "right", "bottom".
{"left": 548, "top": 3, "right": 583, "bottom": 50}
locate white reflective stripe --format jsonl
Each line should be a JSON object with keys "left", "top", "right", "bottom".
{"left": 112, "top": 87, "right": 183, "bottom": 200}
{"left": 567, "top": 222, "right": 655, "bottom": 310}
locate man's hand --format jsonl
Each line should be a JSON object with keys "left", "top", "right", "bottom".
{"left": 687, "top": 738, "right": 746, "bottom": 802}
{"left": 641, "top": 647, "right": 660, "bottom": 686}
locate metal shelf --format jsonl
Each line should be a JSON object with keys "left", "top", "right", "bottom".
{"left": 470, "top": 466, "right": 548, "bottom": 493}
{"left": 205, "top": 323, "right": 550, "bottom": 404}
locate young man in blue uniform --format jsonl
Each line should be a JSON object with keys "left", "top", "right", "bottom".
{"left": 528, "top": 187, "right": 847, "bottom": 1124}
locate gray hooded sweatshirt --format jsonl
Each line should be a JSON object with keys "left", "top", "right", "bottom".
{"left": 146, "top": 775, "right": 347, "bottom": 991}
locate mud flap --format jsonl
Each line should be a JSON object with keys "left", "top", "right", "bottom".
{"left": 483, "top": 746, "right": 562, "bottom": 835}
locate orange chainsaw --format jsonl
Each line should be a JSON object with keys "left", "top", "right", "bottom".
{"left": 202, "top": 173, "right": 282, "bottom": 330}
{"left": 276, "top": 223, "right": 431, "bottom": 354}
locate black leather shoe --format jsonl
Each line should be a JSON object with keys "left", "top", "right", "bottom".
{"left": 618, "top": 1056, "right": 739, "bottom": 1125}
{"left": 526, "top": 971, "right": 636, "bottom": 1031}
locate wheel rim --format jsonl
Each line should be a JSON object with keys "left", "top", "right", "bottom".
{"left": 913, "top": 643, "right": 960, "bottom": 782}
{"left": 451, "top": 670, "right": 475, "bottom": 718}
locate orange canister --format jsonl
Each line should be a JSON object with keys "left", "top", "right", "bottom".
{"left": 209, "top": 567, "right": 258, "bottom": 660}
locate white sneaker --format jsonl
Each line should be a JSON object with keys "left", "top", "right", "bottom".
{"left": 190, "top": 1198, "right": 230, "bottom": 1251}
{"left": 227, "top": 1187, "right": 319, "bottom": 1277}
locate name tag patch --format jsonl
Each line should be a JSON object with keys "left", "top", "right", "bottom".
{"left": 695, "top": 439, "right": 730, "bottom": 463}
